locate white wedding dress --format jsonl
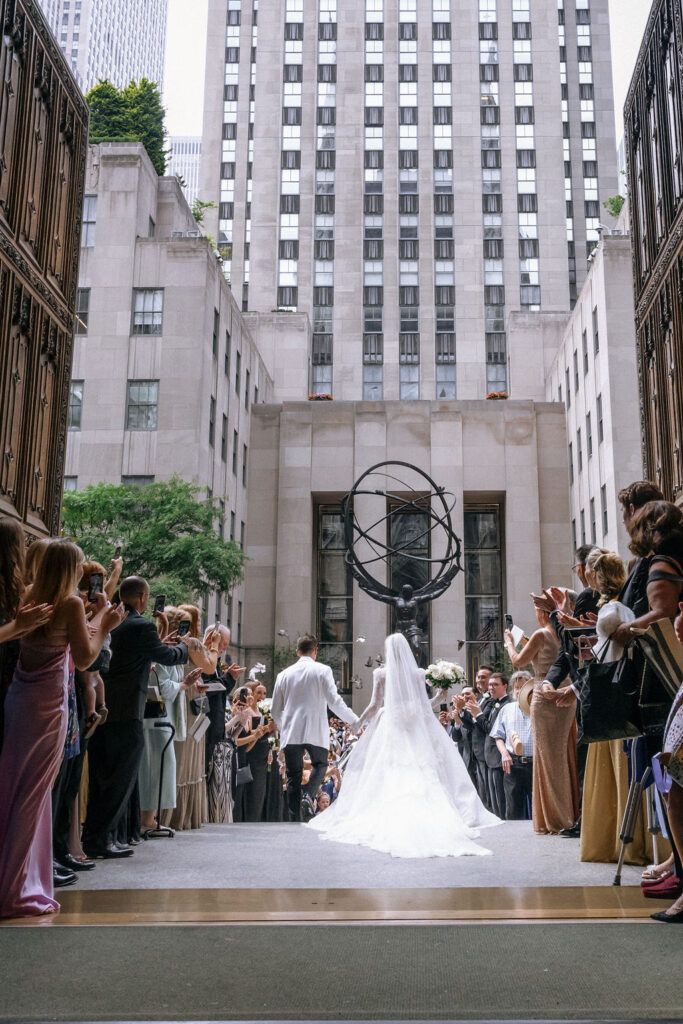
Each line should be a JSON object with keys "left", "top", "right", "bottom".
{"left": 307, "top": 634, "right": 501, "bottom": 858}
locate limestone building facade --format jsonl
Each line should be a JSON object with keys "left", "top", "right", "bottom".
{"left": 199, "top": 0, "right": 618, "bottom": 403}
{"left": 243, "top": 399, "right": 572, "bottom": 703}
{"left": 64, "top": 142, "right": 273, "bottom": 638}
{"left": 38, "top": 0, "right": 168, "bottom": 92}
{"left": 543, "top": 234, "right": 643, "bottom": 560}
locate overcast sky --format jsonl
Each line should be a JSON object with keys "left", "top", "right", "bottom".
{"left": 162, "top": 0, "right": 653, "bottom": 142}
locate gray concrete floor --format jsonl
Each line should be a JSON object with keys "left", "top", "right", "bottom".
{"left": 74, "top": 821, "right": 644, "bottom": 890}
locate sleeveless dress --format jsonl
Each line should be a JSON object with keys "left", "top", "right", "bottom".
{"left": 529, "top": 626, "right": 580, "bottom": 834}
{"left": 0, "top": 636, "right": 69, "bottom": 917}
{"left": 307, "top": 666, "right": 500, "bottom": 858}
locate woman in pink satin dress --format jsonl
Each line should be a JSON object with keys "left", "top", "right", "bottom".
{"left": 0, "top": 541, "right": 123, "bottom": 919}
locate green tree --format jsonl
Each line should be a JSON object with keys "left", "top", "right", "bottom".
{"left": 86, "top": 80, "right": 134, "bottom": 142}
{"left": 85, "top": 78, "right": 168, "bottom": 175}
{"left": 62, "top": 478, "right": 245, "bottom": 606}
{"left": 603, "top": 194, "right": 625, "bottom": 219}
{"left": 123, "top": 78, "right": 168, "bottom": 175}
{"left": 191, "top": 198, "right": 217, "bottom": 226}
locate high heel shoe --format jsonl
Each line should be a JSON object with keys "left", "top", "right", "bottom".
{"left": 650, "top": 908, "right": 683, "bottom": 923}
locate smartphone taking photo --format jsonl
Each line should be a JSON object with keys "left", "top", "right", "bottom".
{"left": 87, "top": 572, "right": 104, "bottom": 601}
{"left": 504, "top": 613, "right": 514, "bottom": 631}
{"left": 176, "top": 619, "right": 191, "bottom": 638}
{"left": 153, "top": 594, "right": 166, "bottom": 615}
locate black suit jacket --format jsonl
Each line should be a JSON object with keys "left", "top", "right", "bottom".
{"left": 546, "top": 587, "right": 601, "bottom": 688}
{"left": 103, "top": 607, "right": 189, "bottom": 722}
{"left": 476, "top": 695, "right": 511, "bottom": 768}
{"left": 460, "top": 694, "right": 491, "bottom": 763}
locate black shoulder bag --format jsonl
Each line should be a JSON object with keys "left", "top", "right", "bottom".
{"left": 575, "top": 643, "right": 643, "bottom": 746}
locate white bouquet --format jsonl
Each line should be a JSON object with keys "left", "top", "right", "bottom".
{"left": 425, "top": 660, "right": 466, "bottom": 689}
{"left": 257, "top": 697, "right": 273, "bottom": 721}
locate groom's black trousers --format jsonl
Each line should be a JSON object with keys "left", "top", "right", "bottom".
{"left": 283, "top": 743, "right": 328, "bottom": 822}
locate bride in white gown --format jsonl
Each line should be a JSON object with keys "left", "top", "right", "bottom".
{"left": 307, "top": 633, "right": 501, "bottom": 858}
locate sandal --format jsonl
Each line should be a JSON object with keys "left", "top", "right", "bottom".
{"left": 83, "top": 711, "right": 103, "bottom": 739}
{"left": 642, "top": 862, "right": 673, "bottom": 881}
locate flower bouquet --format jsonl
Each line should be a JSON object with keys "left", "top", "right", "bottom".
{"left": 425, "top": 659, "right": 466, "bottom": 689}
{"left": 257, "top": 697, "right": 273, "bottom": 722}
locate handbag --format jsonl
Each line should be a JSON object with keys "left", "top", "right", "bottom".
{"left": 144, "top": 668, "right": 167, "bottom": 720}
{"left": 575, "top": 644, "right": 643, "bottom": 745}
{"left": 235, "top": 746, "right": 253, "bottom": 786}
{"left": 633, "top": 618, "right": 683, "bottom": 704}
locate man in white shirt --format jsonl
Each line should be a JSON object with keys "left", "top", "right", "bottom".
{"left": 489, "top": 679, "right": 534, "bottom": 820}
{"left": 271, "top": 633, "right": 360, "bottom": 822}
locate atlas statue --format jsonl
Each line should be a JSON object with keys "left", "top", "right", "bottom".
{"left": 342, "top": 461, "right": 462, "bottom": 664}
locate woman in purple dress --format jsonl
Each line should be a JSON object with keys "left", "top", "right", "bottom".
{"left": 0, "top": 541, "right": 124, "bottom": 919}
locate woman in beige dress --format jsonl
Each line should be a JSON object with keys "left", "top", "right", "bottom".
{"left": 162, "top": 605, "right": 220, "bottom": 830}
{"left": 505, "top": 604, "right": 579, "bottom": 834}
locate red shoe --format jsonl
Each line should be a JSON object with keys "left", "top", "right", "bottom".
{"left": 642, "top": 875, "right": 682, "bottom": 900}
{"left": 641, "top": 871, "right": 673, "bottom": 888}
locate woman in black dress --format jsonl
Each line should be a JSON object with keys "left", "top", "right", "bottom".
{"left": 229, "top": 686, "right": 271, "bottom": 822}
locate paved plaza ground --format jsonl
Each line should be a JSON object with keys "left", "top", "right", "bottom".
{"left": 70, "top": 821, "right": 644, "bottom": 891}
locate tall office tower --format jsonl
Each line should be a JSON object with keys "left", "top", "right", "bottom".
{"left": 168, "top": 137, "right": 203, "bottom": 208}
{"left": 39, "top": 0, "right": 168, "bottom": 92}
{"left": 200, "top": 0, "right": 618, "bottom": 401}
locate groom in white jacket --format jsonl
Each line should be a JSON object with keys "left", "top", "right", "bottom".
{"left": 271, "top": 633, "right": 360, "bottom": 822}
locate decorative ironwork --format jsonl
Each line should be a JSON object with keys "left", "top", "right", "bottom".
{"left": 342, "top": 461, "right": 462, "bottom": 663}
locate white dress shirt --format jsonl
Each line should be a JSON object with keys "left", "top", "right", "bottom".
{"left": 271, "top": 656, "right": 359, "bottom": 749}
{"left": 490, "top": 701, "right": 534, "bottom": 757}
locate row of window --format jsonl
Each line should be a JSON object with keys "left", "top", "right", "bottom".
{"left": 561, "top": 306, "right": 600, "bottom": 407}
{"left": 572, "top": 484, "right": 609, "bottom": 548}
{"left": 480, "top": 0, "right": 507, "bottom": 394}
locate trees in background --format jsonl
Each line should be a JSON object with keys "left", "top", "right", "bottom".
{"left": 86, "top": 78, "right": 167, "bottom": 174}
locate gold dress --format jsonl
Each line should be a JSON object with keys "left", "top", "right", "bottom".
{"left": 529, "top": 628, "right": 580, "bottom": 834}
{"left": 163, "top": 640, "right": 208, "bottom": 830}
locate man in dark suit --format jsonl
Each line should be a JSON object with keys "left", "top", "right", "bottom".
{"left": 442, "top": 686, "right": 478, "bottom": 786}
{"left": 476, "top": 673, "right": 511, "bottom": 819}
{"left": 83, "top": 576, "right": 189, "bottom": 858}
{"left": 458, "top": 666, "right": 493, "bottom": 807}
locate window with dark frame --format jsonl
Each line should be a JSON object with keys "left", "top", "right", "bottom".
{"left": 68, "top": 381, "right": 83, "bottom": 430}
{"left": 212, "top": 309, "right": 220, "bottom": 357}
{"left": 464, "top": 502, "right": 504, "bottom": 684}
{"left": 75, "top": 289, "right": 90, "bottom": 335}
{"left": 131, "top": 289, "right": 163, "bottom": 336}
{"left": 232, "top": 430, "right": 238, "bottom": 474}
{"left": 316, "top": 504, "right": 353, "bottom": 694}
{"left": 126, "top": 380, "right": 159, "bottom": 430}
{"left": 209, "top": 396, "right": 216, "bottom": 447}
{"left": 221, "top": 415, "right": 228, "bottom": 461}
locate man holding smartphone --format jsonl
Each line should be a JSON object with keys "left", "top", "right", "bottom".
{"left": 82, "top": 576, "right": 190, "bottom": 859}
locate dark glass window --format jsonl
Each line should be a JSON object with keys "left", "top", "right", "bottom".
{"left": 464, "top": 503, "right": 503, "bottom": 681}
{"left": 317, "top": 507, "right": 353, "bottom": 693}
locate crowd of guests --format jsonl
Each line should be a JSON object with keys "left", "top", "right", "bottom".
{"left": 1, "top": 476, "right": 683, "bottom": 925}
{"left": 435, "top": 480, "right": 683, "bottom": 924}
{"left": 0, "top": 542, "right": 352, "bottom": 917}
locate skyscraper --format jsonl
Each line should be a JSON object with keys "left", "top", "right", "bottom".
{"left": 39, "top": 0, "right": 168, "bottom": 92}
{"left": 200, "top": 0, "right": 618, "bottom": 402}
{"left": 168, "top": 136, "right": 203, "bottom": 207}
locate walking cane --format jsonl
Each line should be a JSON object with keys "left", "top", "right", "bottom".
{"left": 142, "top": 721, "right": 176, "bottom": 840}
{"left": 613, "top": 737, "right": 650, "bottom": 886}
